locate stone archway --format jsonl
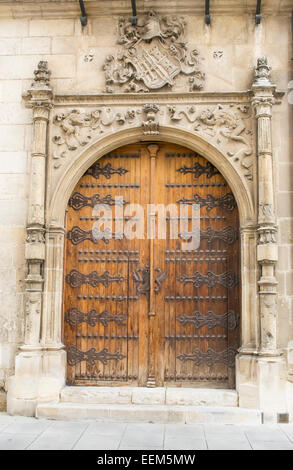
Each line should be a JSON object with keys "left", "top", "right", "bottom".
{"left": 37, "top": 126, "right": 258, "bottom": 403}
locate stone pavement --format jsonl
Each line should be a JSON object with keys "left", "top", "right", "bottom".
{"left": 0, "top": 412, "right": 293, "bottom": 450}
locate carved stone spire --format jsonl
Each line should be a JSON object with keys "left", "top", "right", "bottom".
{"left": 253, "top": 56, "right": 273, "bottom": 87}
{"left": 31, "top": 60, "right": 51, "bottom": 89}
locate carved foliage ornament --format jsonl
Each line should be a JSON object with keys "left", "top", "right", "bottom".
{"left": 103, "top": 11, "right": 205, "bottom": 93}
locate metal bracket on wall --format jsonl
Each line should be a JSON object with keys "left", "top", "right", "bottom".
{"left": 79, "top": 0, "right": 87, "bottom": 27}
{"left": 255, "top": 0, "right": 262, "bottom": 25}
{"left": 131, "top": 0, "right": 137, "bottom": 26}
{"left": 205, "top": 0, "right": 211, "bottom": 25}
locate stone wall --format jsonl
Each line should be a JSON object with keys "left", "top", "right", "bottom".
{"left": 0, "top": 3, "right": 292, "bottom": 410}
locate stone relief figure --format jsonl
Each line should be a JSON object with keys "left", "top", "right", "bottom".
{"left": 168, "top": 104, "right": 253, "bottom": 180}
{"left": 52, "top": 108, "right": 138, "bottom": 168}
{"left": 142, "top": 104, "right": 160, "bottom": 134}
{"left": 103, "top": 11, "right": 205, "bottom": 93}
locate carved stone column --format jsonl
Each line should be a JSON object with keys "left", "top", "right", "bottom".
{"left": 252, "top": 57, "right": 280, "bottom": 357}
{"left": 21, "top": 62, "right": 53, "bottom": 351}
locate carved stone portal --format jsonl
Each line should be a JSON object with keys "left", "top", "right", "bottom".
{"left": 103, "top": 11, "right": 205, "bottom": 93}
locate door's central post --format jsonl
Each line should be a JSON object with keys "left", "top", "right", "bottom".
{"left": 146, "top": 143, "right": 160, "bottom": 387}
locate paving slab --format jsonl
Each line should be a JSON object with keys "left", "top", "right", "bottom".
{"left": 249, "top": 441, "right": 293, "bottom": 450}
{"left": 2, "top": 420, "right": 51, "bottom": 435}
{"left": 165, "top": 423, "right": 205, "bottom": 439}
{"left": 73, "top": 436, "right": 121, "bottom": 450}
{"left": 83, "top": 421, "right": 126, "bottom": 438}
{"left": 0, "top": 433, "right": 37, "bottom": 450}
{"left": 164, "top": 437, "right": 207, "bottom": 450}
{"left": 120, "top": 423, "right": 164, "bottom": 448}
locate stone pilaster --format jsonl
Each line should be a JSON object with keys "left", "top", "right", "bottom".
{"left": 252, "top": 57, "right": 279, "bottom": 357}
{"left": 21, "top": 61, "right": 53, "bottom": 351}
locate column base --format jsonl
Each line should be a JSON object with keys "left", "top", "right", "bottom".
{"left": 236, "top": 353, "right": 288, "bottom": 420}
{"left": 7, "top": 348, "right": 66, "bottom": 416}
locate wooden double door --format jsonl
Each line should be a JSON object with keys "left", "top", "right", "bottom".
{"left": 63, "top": 143, "right": 240, "bottom": 388}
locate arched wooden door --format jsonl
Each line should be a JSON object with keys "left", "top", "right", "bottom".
{"left": 63, "top": 143, "right": 240, "bottom": 388}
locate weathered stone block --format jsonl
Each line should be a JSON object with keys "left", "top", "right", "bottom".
{"left": 21, "top": 37, "right": 51, "bottom": 55}
{"left": 29, "top": 19, "right": 74, "bottom": 37}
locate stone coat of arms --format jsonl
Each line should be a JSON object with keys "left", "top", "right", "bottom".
{"left": 103, "top": 11, "right": 205, "bottom": 93}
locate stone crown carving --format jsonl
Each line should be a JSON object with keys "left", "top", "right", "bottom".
{"left": 103, "top": 10, "right": 205, "bottom": 93}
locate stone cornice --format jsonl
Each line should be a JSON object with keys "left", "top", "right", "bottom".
{"left": 0, "top": 0, "right": 292, "bottom": 19}
{"left": 45, "top": 90, "right": 284, "bottom": 108}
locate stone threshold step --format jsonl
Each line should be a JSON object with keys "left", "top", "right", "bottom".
{"left": 60, "top": 386, "right": 238, "bottom": 407}
{"left": 36, "top": 403, "right": 261, "bottom": 424}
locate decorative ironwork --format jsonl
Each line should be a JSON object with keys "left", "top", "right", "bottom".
{"left": 154, "top": 267, "right": 166, "bottom": 294}
{"left": 86, "top": 162, "right": 129, "bottom": 179}
{"left": 64, "top": 307, "right": 126, "bottom": 327}
{"left": 67, "top": 346, "right": 126, "bottom": 366}
{"left": 176, "top": 161, "right": 219, "bottom": 178}
{"left": 176, "top": 271, "right": 239, "bottom": 289}
{"left": 68, "top": 192, "right": 128, "bottom": 210}
{"left": 177, "top": 310, "right": 240, "bottom": 330}
{"left": 132, "top": 265, "right": 150, "bottom": 298}
{"left": 65, "top": 269, "right": 126, "bottom": 288}
{"left": 67, "top": 226, "right": 125, "bottom": 245}
{"left": 177, "top": 347, "right": 237, "bottom": 367}
{"left": 177, "top": 193, "right": 236, "bottom": 212}
{"left": 179, "top": 226, "right": 238, "bottom": 245}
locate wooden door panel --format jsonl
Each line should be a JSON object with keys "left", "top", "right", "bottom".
{"left": 153, "top": 144, "right": 240, "bottom": 388}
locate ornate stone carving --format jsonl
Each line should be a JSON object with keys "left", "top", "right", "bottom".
{"left": 168, "top": 104, "right": 253, "bottom": 180}
{"left": 142, "top": 104, "right": 160, "bottom": 134}
{"left": 31, "top": 60, "right": 51, "bottom": 88}
{"left": 52, "top": 107, "right": 137, "bottom": 168}
{"left": 26, "top": 228, "right": 45, "bottom": 244}
{"left": 258, "top": 226, "right": 277, "bottom": 244}
{"left": 103, "top": 11, "right": 205, "bottom": 93}
{"left": 253, "top": 56, "right": 273, "bottom": 86}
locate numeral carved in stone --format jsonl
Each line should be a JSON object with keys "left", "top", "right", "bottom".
{"left": 86, "top": 161, "right": 129, "bottom": 179}
{"left": 67, "top": 346, "right": 126, "bottom": 366}
{"left": 176, "top": 271, "right": 239, "bottom": 289}
{"left": 177, "top": 310, "right": 240, "bottom": 330}
{"left": 177, "top": 161, "right": 219, "bottom": 178}
{"left": 65, "top": 307, "right": 126, "bottom": 327}
{"left": 177, "top": 347, "right": 237, "bottom": 367}
{"left": 65, "top": 269, "right": 126, "bottom": 288}
{"left": 68, "top": 192, "right": 128, "bottom": 210}
{"left": 177, "top": 193, "right": 237, "bottom": 212}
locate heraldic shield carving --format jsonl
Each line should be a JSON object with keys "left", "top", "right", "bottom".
{"left": 103, "top": 11, "right": 205, "bottom": 93}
